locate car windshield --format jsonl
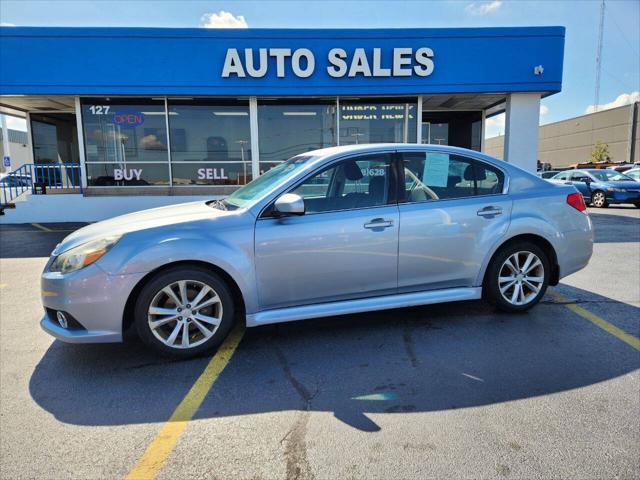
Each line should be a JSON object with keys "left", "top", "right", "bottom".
{"left": 588, "top": 170, "right": 633, "bottom": 182}
{"left": 220, "top": 155, "right": 316, "bottom": 209}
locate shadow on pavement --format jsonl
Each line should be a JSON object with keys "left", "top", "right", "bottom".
{"left": 29, "top": 284, "right": 640, "bottom": 432}
{"left": 0, "top": 223, "right": 87, "bottom": 258}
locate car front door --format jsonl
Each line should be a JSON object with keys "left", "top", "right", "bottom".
{"left": 397, "top": 151, "right": 513, "bottom": 291}
{"left": 254, "top": 152, "right": 399, "bottom": 310}
{"left": 569, "top": 171, "right": 593, "bottom": 201}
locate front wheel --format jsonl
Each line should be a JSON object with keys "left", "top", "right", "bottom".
{"left": 134, "top": 266, "right": 235, "bottom": 358}
{"left": 591, "top": 190, "right": 608, "bottom": 208}
{"left": 484, "top": 242, "right": 550, "bottom": 313}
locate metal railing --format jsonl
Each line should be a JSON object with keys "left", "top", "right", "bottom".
{"left": 1, "top": 163, "right": 83, "bottom": 206}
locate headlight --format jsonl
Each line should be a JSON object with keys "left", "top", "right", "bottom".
{"left": 50, "top": 235, "right": 122, "bottom": 274}
{"left": 607, "top": 187, "right": 625, "bottom": 192}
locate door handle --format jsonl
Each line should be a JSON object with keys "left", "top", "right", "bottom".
{"left": 477, "top": 206, "right": 503, "bottom": 217}
{"left": 364, "top": 218, "right": 394, "bottom": 229}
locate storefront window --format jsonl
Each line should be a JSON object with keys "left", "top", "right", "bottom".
{"left": 81, "top": 98, "right": 169, "bottom": 186}
{"left": 258, "top": 100, "right": 336, "bottom": 174}
{"left": 340, "top": 98, "right": 417, "bottom": 145}
{"left": 168, "top": 100, "right": 252, "bottom": 185}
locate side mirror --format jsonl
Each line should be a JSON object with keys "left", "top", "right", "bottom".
{"left": 274, "top": 193, "right": 305, "bottom": 216}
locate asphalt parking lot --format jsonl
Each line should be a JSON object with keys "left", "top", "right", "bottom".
{"left": 1, "top": 207, "right": 639, "bottom": 480}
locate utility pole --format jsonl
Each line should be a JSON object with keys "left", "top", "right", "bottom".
{"left": 594, "top": 0, "right": 605, "bottom": 112}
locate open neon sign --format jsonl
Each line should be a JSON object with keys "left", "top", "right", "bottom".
{"left": 113, "top": 112, "right": 145, "bottom": 128}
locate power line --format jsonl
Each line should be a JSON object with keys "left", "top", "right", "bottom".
{"left": 594, "top": 0, "right": 606, "bottom": 112}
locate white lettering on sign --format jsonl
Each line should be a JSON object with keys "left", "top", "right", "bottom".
{"left": 197, "top": 168, "right": 229, "bottom": 180}
{"left": 114, "top": 168, "right": 142, "bottom": 181}
{"left": 222, "top": 47, "right": 434, "bottom": 78}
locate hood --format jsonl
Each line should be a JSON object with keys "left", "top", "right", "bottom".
{"left": 54, "top": 201, "right": 231, "bottom": 254}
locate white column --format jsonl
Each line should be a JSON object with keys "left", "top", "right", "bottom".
{"left": 74, "top": 97, "right": 88, "bottom": 190}
{"left": 25, "top": 112, "right": 34, "bottom": 164}
{"left": 1, "top": 114, "right": 12, "bottom": 172}
{"left": 503, "top": 92, "right": 541, "bottom": 172}
{"left": 480, "top": 109, "right": 486, "bottom": 153}
{"left": 416, "top": 95, "right": 423, "bottom": 144}
{"left": 249, "top": 96, "right": 260, "bottom": 179}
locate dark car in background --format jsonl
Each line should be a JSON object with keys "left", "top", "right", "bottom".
{"left": 550, "top": 169, "right": 640, "bottom": 208}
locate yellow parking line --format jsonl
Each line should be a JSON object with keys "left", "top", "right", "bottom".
{"left": 550, "top": 291, "right": 640, "bottom": 351}
{"left": 31, "top": 223, "right": 52, "bottom": 232}
{"left": 126, "top": 326, "right": 245, "bottom": 480}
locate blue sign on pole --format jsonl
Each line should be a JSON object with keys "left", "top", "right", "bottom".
{"left": 3, "top": 156, "right": 10, "bottom": 167}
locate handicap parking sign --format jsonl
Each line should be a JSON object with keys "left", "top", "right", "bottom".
{"left": 3, "top": 156, "right": 10, "bottom": 167}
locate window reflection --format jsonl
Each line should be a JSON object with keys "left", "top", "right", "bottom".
{"left": 81, "top": 99, "right": 170, "bottom": 186}
{"left": 258, "top": 100, "right": 336, "bottom": 172}
{"left": 168, "top": 100, "right": 252, "bottom": 185}
{"left": 340, "top": 98, "right": 417, "bottom": 145}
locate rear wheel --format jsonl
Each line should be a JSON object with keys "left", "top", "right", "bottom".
{"left": 484, "top": 242, "right": 550, "bottom": 312}
{"left": 134, "top": 266, "right": 235, "bottom": 358}
{"left": 591, "top": 190, "right": 608, "bottom": 208}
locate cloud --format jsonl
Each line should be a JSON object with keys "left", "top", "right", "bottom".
{"left": 201, "top": 10, "right": 248, "bottom": 28}
{"left": 0, "top": 22, "right": 16, "bottom": 26}
{"left": 465, "top": 1, "right": 502, "bottom": 15}
{"left": 585, "top": 91, "right": 640, "bottom": 114}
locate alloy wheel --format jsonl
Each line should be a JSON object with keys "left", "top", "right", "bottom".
{"left": 147, "top": 280, "right": 223, "bottom": 349}
{"left": 592, "top": 191, "right": 606, "bottom": 207}
{"left": 498, "top": 251, "right": 545, "bottom": 306}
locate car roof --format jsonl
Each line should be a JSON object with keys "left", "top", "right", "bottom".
{"left": 303, "top": 143, "right": 519, "bottom": 174}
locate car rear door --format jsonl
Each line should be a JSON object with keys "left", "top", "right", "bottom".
{"left": 254, "top": 152, "right": 399, "bottom": 310}
{"left": 397, "top": 150, "right": 512, "bottom": 292}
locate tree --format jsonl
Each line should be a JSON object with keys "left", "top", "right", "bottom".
{"left": 591, "top": 141, "right": 611, "bottom": 163}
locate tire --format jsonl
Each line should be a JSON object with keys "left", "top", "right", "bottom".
{"left": 134, "top": 266, "right": 235, "bottom": 358}
{"left": 484, "top": 242, "right": 550, "bottom": 313}
{"left": 591, "top": 190, "right": 608, "bottom": 208}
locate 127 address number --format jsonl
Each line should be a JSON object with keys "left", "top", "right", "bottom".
{"left": 88, "top": 105, "right": 111, "bottom": 115}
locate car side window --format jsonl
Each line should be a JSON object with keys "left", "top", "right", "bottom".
{"left": 291, "top": 153, "right": 394, "bottom": 214}
{"left": 571, "top": 172, "right": 591, "bottom": 182}
{"left": 401, "top": 152, "right": 503, "bottom": 202}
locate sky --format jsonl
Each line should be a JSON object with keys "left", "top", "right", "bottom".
{"left": 1, "top": 0, "right": 639, "bottom": 138}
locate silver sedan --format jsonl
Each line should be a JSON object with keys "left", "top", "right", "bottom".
{"left": 41, "top": 144, "right": 594, "bottom": 357}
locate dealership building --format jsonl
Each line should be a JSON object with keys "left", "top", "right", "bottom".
{"left": 0, "top": 26, "right": 564, "bottom": 221}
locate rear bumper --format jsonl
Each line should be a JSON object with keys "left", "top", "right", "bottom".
{"left": 556, "top": 218, "right": 594, "bottom": 279}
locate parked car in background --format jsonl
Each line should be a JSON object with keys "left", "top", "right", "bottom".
{"left": 624, "top": 168, "right": 640, "bottom": 182}
{"left": 607, "top": 164, "right": 636, "bottom": 173}
{"left": 40, "top": 144, "right": 594, "bottom": 357}
{"left": 0, "top": 172, "right": 31, "bottom": 188}
{"left": 537, "top": 170, "right": 561, "bottom": 179}
{"left": 550, "top": 169, "right": 640, "bottom": 208}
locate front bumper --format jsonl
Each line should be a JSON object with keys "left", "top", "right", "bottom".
{"left": 41, "top": 310, "right": 122, "bottom": 343}
{"left": 40, "top": 263, "right": 146, "bottom": 344}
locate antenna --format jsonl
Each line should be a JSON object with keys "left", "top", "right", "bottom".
{"left": 594, "top": 0, "right": 605, "bottom": 112}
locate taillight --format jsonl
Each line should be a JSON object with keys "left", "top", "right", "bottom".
{"left": 567, "top": 192, "right": 587, "bottom": 212}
